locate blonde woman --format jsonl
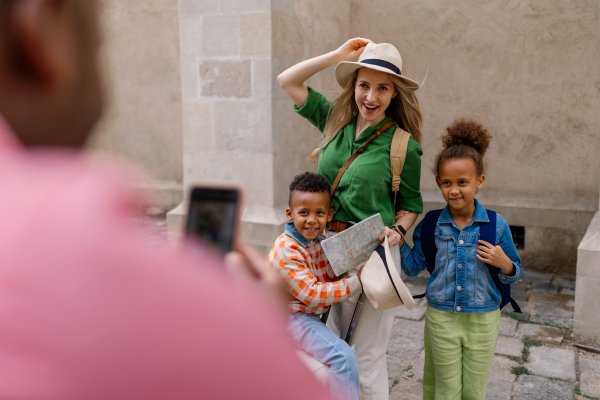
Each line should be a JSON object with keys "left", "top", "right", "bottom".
{"left": 278, "top": 38, "right": 424, "bottom": 400}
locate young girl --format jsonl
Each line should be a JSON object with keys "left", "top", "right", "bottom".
{"left": 399, "top": 117, "right": 522, "bottom": 399}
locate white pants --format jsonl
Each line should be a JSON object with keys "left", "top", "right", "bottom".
{"left": 326, "top": 240, "right": 401, "bottom": 400}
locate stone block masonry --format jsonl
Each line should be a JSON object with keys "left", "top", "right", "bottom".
{"left": 170, "top": 0, "right": 280, "bottom": 244}
{"left": 199, "top": 60, "right": 251, "bottom": 98}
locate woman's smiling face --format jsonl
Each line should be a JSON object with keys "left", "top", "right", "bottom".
{"left": 354, "top": 68, "right": 396, "bottom": 124}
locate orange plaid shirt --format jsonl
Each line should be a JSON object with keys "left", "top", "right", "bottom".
{"left": 267, "top": 223, "right": 361, "bottom": 315}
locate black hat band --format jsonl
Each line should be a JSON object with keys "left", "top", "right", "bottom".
{"left": 360, "top": 59, "right": 401, "bottom": 75}
{"left": 375, "top": 245, "right": 402, "bottom": 302}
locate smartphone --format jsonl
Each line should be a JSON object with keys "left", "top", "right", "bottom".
{"left": 185, "top": 186, "right": 241, "bottom": 253}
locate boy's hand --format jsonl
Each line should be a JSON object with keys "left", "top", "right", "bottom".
{"left": 477, "top": 240, "right": 514, "bottom": 275}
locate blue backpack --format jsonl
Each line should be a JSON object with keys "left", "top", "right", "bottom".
{"left": 414, "top": 209, "right": 521, "bottom": 313}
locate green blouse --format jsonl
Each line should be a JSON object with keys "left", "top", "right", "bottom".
{"left": 294, "top": 86, "right": 423, "bottom": 227}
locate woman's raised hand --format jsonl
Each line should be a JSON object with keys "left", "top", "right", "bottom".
{"left": 278, "top": 37, "right": 372, "bottom": 108}
{"left": 334, "top": 38, "right": 373, "bottom": 62}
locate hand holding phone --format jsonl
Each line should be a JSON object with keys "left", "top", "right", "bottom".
{"left": 185, "top": 185, "right": 288, "bottom": 305}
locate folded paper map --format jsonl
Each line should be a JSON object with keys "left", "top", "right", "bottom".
{"left": 321, "top": 213, "right": 385, "bottom": 276}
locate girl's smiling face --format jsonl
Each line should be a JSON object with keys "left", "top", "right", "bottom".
{"left": 354, "top": 68, "right": 396, "bottom": 125}
{"left": 436, "top": 158, "right": 485, "bottom": 215}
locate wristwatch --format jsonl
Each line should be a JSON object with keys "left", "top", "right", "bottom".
{"left": 391, "top": 224, "right": 406, "bottom": 236}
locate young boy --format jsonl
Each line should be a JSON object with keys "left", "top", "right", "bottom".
{"left": 267, "top": 172, "right": 363, "bottom": 400}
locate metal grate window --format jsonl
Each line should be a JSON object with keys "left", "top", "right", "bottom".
{"left": 509, "top": 226, "right": 525, "bottom": 250}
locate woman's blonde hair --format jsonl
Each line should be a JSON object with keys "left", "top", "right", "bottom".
{"left": 322, "top": 69, "right": 423, "bottom": 146}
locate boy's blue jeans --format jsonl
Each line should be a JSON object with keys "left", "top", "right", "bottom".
{"left": 288, "top": 311, "right": 360, "bottom": 400}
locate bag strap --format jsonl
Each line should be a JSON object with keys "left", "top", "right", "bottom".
{"left": 481, "top": 210, "right": 522, "bottom": 313}
{"left": 390, "top": 127, "right": 411, "bottom": 206}
{"left": 480, "top": 209, "right": 496, "bottom": 245}
{"left": 329, "top": 121, "right": 395, "bottom": 196}
{"left": 422, "top": 209, "right": 443, "bottom": 275}
{"left": 412, "top": 209, "right": 442, "bottom": 299}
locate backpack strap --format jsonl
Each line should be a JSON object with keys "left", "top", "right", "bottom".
{"left": 390, "top": 128, "right": 411, "bottom": 206}
{"left": 412, "top": 209, "right": 442, "bottom": 299}
{"left": 482, "top": 210, "right": 521, "bottom": 313}
{"left": 479, "top": 209, "right": 496, "bottom": 244}
{"left": 421, "top": 209, "right": 443, "bottom": 275}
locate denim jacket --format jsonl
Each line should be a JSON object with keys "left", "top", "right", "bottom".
{"left": 400, "top": 200, "right": 522, "bottom": 313}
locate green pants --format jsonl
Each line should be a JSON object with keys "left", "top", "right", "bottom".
{"left": 423, "top": 305, "right": 500, "bottom": 400}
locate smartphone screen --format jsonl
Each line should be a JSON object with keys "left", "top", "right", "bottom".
{"left": 186, "top": 188, "right": 239, "bottom": 253}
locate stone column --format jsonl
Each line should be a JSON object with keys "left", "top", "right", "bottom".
{"left": 574, "top": 185, "right": 600, "bottom": 352}
{"left": 168, "top": 0, "right": 352, "bottom": 252}
{"left": 168, "top": 0, "right": 282, "bottom": 251}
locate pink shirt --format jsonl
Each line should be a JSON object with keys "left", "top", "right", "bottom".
{"left": 0, "top": 115, "right": 328, "bottom": 400}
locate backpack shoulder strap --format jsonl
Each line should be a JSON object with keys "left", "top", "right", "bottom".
{"left": 411, "top": 209, "right": 442, "bottom": 299}
{"left": 480, "top": 209, "right": 497, "bottom": 245}
{"left": 480, "top": 209, "right": 522, "bottom": 313}
{"left": 390, "top": 127, "right": 411, "bottom": 206}
{"left": 421, "top": 209, "right": 443, "bottom": 274}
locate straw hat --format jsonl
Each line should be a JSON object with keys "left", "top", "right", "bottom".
{"left": 361, "top": 237, "right": 415, "bottom": 311}
{"left": 335, "top": 42, "right": 420, "bottom": 90}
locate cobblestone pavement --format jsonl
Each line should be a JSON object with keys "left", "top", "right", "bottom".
{"left": 388, "top": 270, "right": 600, "bottom": 400}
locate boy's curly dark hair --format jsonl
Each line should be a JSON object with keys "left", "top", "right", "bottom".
{"left": 289, "top": 172, "right": 331, "bottom": 207}
{"left": 433, "top": 117, "right": 492, "bottom": 176}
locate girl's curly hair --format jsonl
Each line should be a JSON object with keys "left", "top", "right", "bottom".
{"left": 433, "top": 117, "right": 492, "bottom": 176}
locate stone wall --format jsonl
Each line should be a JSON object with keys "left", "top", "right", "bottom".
{"left": 90, "top": 0, "right": 184, "bottom": 208}
{"left": 349, "top": 0, "right": 600, "bottom": 198}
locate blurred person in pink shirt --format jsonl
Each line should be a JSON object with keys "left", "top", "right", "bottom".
{"left": 0, "top": 1, "right": 328, "bottom": 399}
